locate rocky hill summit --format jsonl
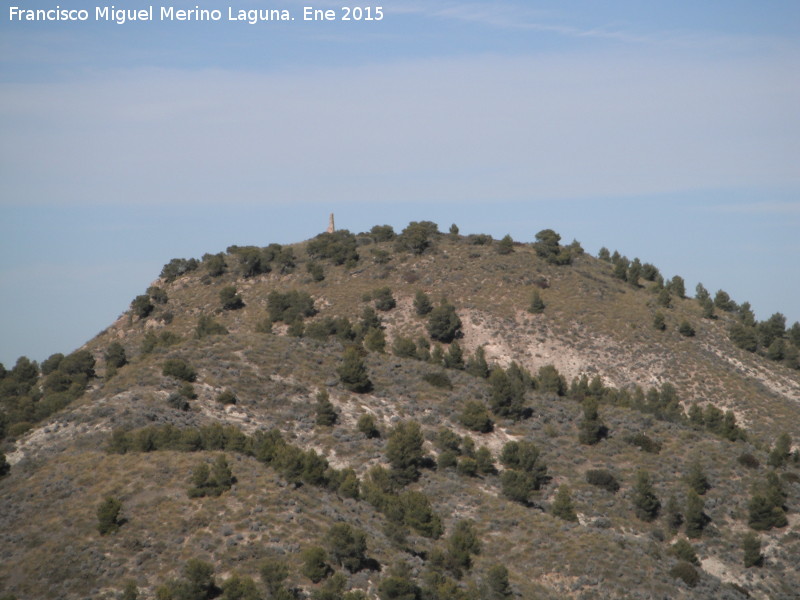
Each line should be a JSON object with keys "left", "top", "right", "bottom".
{"left": 1, "top": 222, "right": 798, "bottom": 600}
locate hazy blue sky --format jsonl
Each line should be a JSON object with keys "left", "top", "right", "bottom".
{"left": 1, "top": 0, "right": 799, "bottom": 367}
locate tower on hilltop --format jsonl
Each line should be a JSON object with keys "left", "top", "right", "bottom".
{"left": 327, "top": 213, "right": 335, "bottom": 233}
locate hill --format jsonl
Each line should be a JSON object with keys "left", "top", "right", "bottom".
{"left": 1, "top": 222, "right": 798, "bottom": 600}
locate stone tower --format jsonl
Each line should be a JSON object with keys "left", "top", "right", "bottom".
{"left": 327, "top": 213, "right": 335, "bottom": 233}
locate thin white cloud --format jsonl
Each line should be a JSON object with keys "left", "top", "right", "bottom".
{"left": 709, "top": 201, "right": 800, "bottom": 215}
{"left": 1, "top": 49, "right": 798, "bottom": 207}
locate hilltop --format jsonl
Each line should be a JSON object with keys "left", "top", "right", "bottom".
{"left": 0, "top": 222, "right": 798, "bottom": 600}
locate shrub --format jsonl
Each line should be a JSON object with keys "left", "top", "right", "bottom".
{"left": 422, "top": 372, "right": 453, "bottom": 389}
{"left": 623, "top": 432, "right": 661, "bottom": 454}
{"left": 484, "top": 564, "right": 512, "bottom": 599}
{"left": 768, "top": 432, "right": 792, "bottom": 468}
{"left": 585, "top": 469, "right": 619, "bottom": 493}
{"left": 216, "top": 390, "right": 237, "bottom": 405}
{"left": 686, "top": 461, "right": 710, "bottom": 495}
{"left": 326, "top": 523, "right": 369, "bottom": 572}
{"left": 97, "top": 496, "right": 122, "bottom": 535}
{"left": 219, "top": 286, "right": 244, "bottom": 310}
{"left": 578, "top": 399, "right": 607, "bottom": 445}
{"left": 489, "top": 368, "right": 526, "bottom": 420}
{"left": 551, "top": 485, "right": 578, "bottom": 522}
{"left": 162, "top": 359, "right": 197, "bottom": 382}
{"left": 370, "top": 224, "right": 396, "bottom": 241}
{"left": 669, "top": 539, "right": 699, "bottom": 565}
{"left": 160, "top": 257, "right": 199, "bottom": 282}
{"left": 534, "top": 229, "right": 572, "bottom": 265}
{"left": 148, "top": 286, "right": 168, "bottom": 305}
{"left": 232, "top": 246, "right": 271, "bottom": 278}
{"left": 188, "top": 454, "right": 234, "bottom": 498}
{"left": 653, "top": 312, "right": 666, "bottom": 331}
{"left": 500, "top": 470, "right": 532, "bottom": 504}
{"left": 364, "top": 327, "right": 386, "bottom": 353}
{"left": 395, "top": 221, "right": 439, "bottom": 255}
{"left": 465, "top": 346, "right": 490, "bottom": 378}
{"left": 301, "top": 546, "right": 331, "bottom": 583}
{"left": 678, "top": 321, "right": 696, "bottom": 337}
{"left": 0, "top": 452, "right": 9, "bottom": 478}
{"left": 443, "top": 342, "right": 464, "bottom": 370}
{"left": 306, "top": 261, "right": 325, "bottom": 282}
{"left": 632, "top": 471, "right": 660, "bottom": 521}
{"left": 392, "top": 336, "right": 417, "bottom": 359}
{"left": 372, "top": 287, "right": 396, "bottom": 311}
{"left": 460, "top": 401, "right": 493, "bottom": 433}
{"left": 414, "top": 290, "right": 433, "bottom": 316}
{"left": 315, "top": 390, "right": 338, "bottom": 426}
{"left": 337, "top": 346, "right": 372, "bottom": 393}
{"left": 528, "top": 290, "right": 545, "bottom": 314}
{"left": 445, "top": 519, "right": 481, "bottom": 573}
{"left": 308, "top": 230, "right": 359, "bottom": 265}
{"left": 669, "top": 561, "right": 699, "bottom": 588}
{"left": 268, "top": 290, "right": 316, "bottom": 323}
{"left": 456, "top": 456, "right": 477, "bottom": 477}
{"left": 400, "top": 490, "right": 444, "bottom": 539}
{"left": 475, "top": 447, "right": 496, "bottom": 474}
{"left": 737, "top": 452, "right": 761, "bottom": 469}
{"left": 357, "top": 413, "right": 380, "bottom": 438}
{"left": 714, "top": 289, "right": 737, "bottom": 312}
{"left": 167, "top": 392, "right": 190, "bottom": 411}
{"left": 202, "top": 252, "right": 226, "bottom": 276}
{"left": 496, "top": 234, "right": 514, "bottom": 254}
{"left": 386, "top": 421, "right": 425, "bottom": 486}
{"left": 196, "top": 315, "right": 228, "bottom": 338}
{"left": 104, "top": 342, "right": 127, "bottom": 369}
{"left": 427, "top": 303, "right": 462, "bottom": 343}
{"left": 536, "top": 364, "right": 565, "bottom": 396}
{"left": 131, "top": 294, "right": 154, "bottom": 319}
{"left": 743, "top": 532, "right": 763, "bottom": 568}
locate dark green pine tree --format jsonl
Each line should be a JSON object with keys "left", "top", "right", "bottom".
{"left": 315, "top": 390, "right": 338, "bottom": 426}
{"left": 97, "top": 496, "right": 123, "bottom": 535}
{"left": 632, "top": 471, "right": 660, "bottom": 522}
{"left": 684, "top": 490, "right": 708, "bottom": 539}
{"left": 528, "top": 290, "right": 546, "bottom": 314}
{"left": 551, "top": 485, "right": 578, "bottom": 522}
{"left": 685, "top": 461, "right": 710, "bottom": 495}
{"left": 496, "top": 234, "right": 514, "bottom": 255}
{"left": 337, "top": 346, "right": 373, "bottom": 393}
{"left": 743, "top": 532, "right": 763, "bottom": 567}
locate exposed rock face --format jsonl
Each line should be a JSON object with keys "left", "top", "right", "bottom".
{"left": 327, "top": 213, "right": 335, "bottom": 233}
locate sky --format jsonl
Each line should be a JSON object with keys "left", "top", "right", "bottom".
{"left": 1, "top": 0, "right": 799, "bottom": 367}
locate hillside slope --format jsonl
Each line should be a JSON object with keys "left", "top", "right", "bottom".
{"left": 1, "top": 224, "right": 798, "bottom": 600}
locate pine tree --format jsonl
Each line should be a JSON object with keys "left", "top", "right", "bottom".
{"left": 665, "top": 494, "right": 683, "bottom": 535}
{"left": 337, "top": 346, "right": 372, "bottom": 393}
{"left": 465, "top": 346, "right": 490, "bottom": 378}
{"left": 443, "top": 341, "right": 465, "bottom": 370}
{"left": 669, "top": 539, "right": 699, "bottom": 565}
{"left": 743, "top": 532, "right": 763, "bottom": 567}
{"left": 551, "top": 485, "right": 578, "bottom": 522}
{"left": 632, "top": 471, "right": 660, "bottom": 522}
{"left": 686, "top": 461, "right": 710, "bottom": 495}
{"left": 484, "top": 564, "right": 512, "bottom": 599}
{"left": 684, "top": 490, "right": 707, "bottom": 539}
{"left": 768, "top": 432, "right": 792, "bottom": 468}
{"left": 386, "top": 421, "right": 425, "bottom": 486}
{"left": 578, "top": 399, "right": 607, "bottom": 445}
{"left": 496, "top": 234, "right": 514, "bottom": 255}
{"left": 528, "top": 290, "right": 546, "bottom": 314}
{"left": 315, "top": 390, "right": 338, "bottom": 426}
{"left": 413, "top": 290, "right": 433, "bottom": 316}
{"left": 97, "top": 496, "right": 123, "bottom": 535}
